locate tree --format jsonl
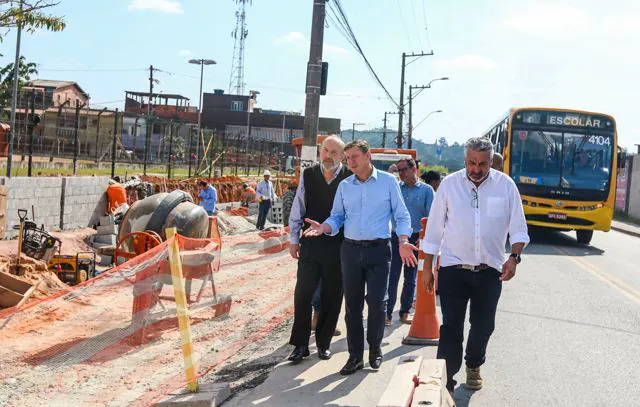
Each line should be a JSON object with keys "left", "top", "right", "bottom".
{"left": 0, "top": 1, "right": 66, "bottom": 41}
{"left": 0, "top": 54, "right": 37, "bottom": 110}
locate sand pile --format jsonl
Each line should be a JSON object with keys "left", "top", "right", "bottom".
{"left": 0, "top": 254, "right": 68, "bottom": 301}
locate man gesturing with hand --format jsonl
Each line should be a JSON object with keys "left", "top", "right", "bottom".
{"left": 422, "top": 137, "right": 529, "bottom": 394}
{"left": 303, "top": 139, "right": 417, "bottom": 376}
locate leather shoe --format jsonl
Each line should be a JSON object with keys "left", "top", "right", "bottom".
{"left": 340, "top": 357, "right": 364, "bottom": 375}
{"left": 287, "top": 346, "right": 310, "bottom": 363}
{"left": 318, "top": 348, "right": 332, "bottom": 360}
{"left": 369, "top": 349, "right": 383, "bottom": 370}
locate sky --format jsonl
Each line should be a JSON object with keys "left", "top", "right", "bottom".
{"left": 2, "top": 0, "right": 640, "bottom": 150}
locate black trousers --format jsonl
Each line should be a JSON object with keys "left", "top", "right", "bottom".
{"left": 341, "top": 239, "right": 392, "bottom": 359}
{"left": 436, "top": 266, "right": 502, "bottom": 391}
{"left": 289, "top": 238, "right": 343, "bottom": 350}
{"left": 256, "top": 199, "right": 271, "bottom": 230}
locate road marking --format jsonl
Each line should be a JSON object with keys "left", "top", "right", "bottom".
{"left": 553, "top": 246, "right": 640, "bottom": 305}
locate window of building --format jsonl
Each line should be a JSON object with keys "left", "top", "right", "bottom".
{"left": 230, "top": 101, "right": 244, "bottom": 111}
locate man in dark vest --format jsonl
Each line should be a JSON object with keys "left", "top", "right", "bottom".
{"left": 287, "top": 135, "right": 351, "bottom": 363}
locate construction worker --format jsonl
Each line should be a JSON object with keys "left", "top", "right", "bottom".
{"left": 241, "top": 183, "right": 256, "bottom": 207}
{"left": 422, "top": 137, "right": 529, "bottom": 394}
{"left": 304, "top": 139, "right": 417, "bottom": 375}
{"left": 386, "top": 158, "right": 434, "bottom": 326}
{"left": 256, "top": 170, "right": 277, "bottom": 230}
{"left": 287, "top": 136, "right": 351, "bottom": 363}
{"left": 197, "top": 181, "right": 217, "bottom": 216}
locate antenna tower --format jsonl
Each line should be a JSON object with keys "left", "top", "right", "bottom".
{"left": 229, "top": 0, "right": 251, "bottom": 95}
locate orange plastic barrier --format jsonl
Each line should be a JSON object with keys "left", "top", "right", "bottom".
{"left": 402, "top": 217, "right": 440, "bottom": 346}
{"left": 107, "top": 183, "right": 127, "bottom": 213}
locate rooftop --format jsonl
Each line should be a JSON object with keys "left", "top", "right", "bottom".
{"left": 125, "top": 91, "right": 190, "bottom": 101}
{"left": 27, "top": 80, "right": 89, "bottom": 98}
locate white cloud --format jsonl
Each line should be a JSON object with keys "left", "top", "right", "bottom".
{"left": 434, "top": 55, "right": 497, "bottom": 70}
{"left": 128, "top": 0, "right": 184, "bottom": 14}
{"left": 178, "top": 49, "right": 193, "bottom": 57}
{"left": 275, "top": 32, "right": 348, "bottom": 56}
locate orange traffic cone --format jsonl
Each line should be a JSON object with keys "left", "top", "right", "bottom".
{"left": 402, "top": 217, "right": 440, "bottom": 346}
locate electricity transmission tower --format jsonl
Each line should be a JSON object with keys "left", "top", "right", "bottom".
{"left": 229, "top": 0, "right": 252, "bottom": 95}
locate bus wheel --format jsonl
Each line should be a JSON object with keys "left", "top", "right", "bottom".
{"left": 576, "top": 230, "right": 593, "bottom": 245}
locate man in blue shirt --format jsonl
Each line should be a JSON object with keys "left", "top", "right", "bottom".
{"left": 197, "top": 181, "right": 217, "bottom": 216}
{"left": 256, "top": 170, "right": 277, "bottom": 230}
{"left": 386, "top": 158, "right": 434, "bottom": 326}
{"left": 304, "top": 139, "right": 418, "bottom": 375}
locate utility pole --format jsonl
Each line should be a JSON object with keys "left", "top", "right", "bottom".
{"left": 407, "top": 78, "right": 449, "bottom": 148}
{"left": 397, "top": 51, "right": 434, "bottom": 148}
{"left": 73, "top": 99, "right": 87, "bottom": 175}
{"left": 144, "top": 65, "right": 157, "bottom": 175}
{"left": 7, "top": 0, "right": 24, "bottom": 177}
{"left": 27, "top": 90, "right": 36, "bottom": 177}
{"left": 382, "top": 112, "right": 397, "bottom": 148}
{"left": 301, "top": 0, "right": 327, "bottom": 169}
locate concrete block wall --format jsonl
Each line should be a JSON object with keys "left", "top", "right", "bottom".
{"left": 62, "top": 177, "right": 109, "bottom": 230}
{"left": 0, "top": 176, "right": 110, "bottom": 239}
{"left": 0, "top": 177, "right": 63, "bottom": 237}
{"left": 628, "top": 155, "right": 640, "bottom": 220}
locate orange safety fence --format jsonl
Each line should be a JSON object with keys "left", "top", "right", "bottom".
{"left": 0, "top": 223, "right": 296, "bottom": 407}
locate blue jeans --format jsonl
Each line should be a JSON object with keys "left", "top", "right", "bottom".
{"left": 257, "top": 200, "right": 271, "bottom": 229}
{"left": 387, "top": 232, "right": 419, "bottom": 319}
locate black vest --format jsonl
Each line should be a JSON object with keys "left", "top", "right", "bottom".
{"left": 302, "top": 163, "right": 352, "bottom": 241}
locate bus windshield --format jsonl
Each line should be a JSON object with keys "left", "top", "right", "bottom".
{"left": 510, "top": 129, "right": 613, "bottom": 191}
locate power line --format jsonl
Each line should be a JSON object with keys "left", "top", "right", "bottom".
{"left": 395, "top": 0, "right": 413, "bottom": 50}
{"left": 37, "top": 67, "right": 145, "bottom": 72}
{"left": 410, "top": 0, "right": 424, "bottom": 51}
{"left": 328, "top": 0, "right": 399, "bottom": 108}
{"left": 422, "top": 0, "right": 434, "bottom": 52}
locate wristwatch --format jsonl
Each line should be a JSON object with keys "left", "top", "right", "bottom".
{"left": 509, "top": 253, "right": 521, "bottom": 264}
{"left": 399, "top": 238, "right": 409, "bottom": 244}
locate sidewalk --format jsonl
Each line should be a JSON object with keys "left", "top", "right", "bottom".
{"left": 611, "top": 219, "right": 640, "bottom": 238}
{"left": 224, "top": 315, "right": 442, "bottom": 407}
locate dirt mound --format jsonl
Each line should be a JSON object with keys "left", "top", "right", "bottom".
{"left": 0, "top": 254, "right": 68, "bottom": 301}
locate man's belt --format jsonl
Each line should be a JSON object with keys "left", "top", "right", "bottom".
{"left": 454, "top": 264, "right": 491, "bottom": 272}
{"left": 344, "top": 238, "right": 389, "bottom": 248}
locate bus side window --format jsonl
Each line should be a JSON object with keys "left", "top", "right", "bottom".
{"left": 497, "top": 123, "right": 506, "bottom": 154}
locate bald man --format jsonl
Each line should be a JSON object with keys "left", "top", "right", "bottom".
{"left": 492, "top": 152, "right": 504, "bottom": 172}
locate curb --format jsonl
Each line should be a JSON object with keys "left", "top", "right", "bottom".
{"left": 611, "top": 225, "right": 640, "bottom": 239}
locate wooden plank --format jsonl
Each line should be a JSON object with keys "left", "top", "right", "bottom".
{"left": 377, "top": 355, "right": 423, "bottom": 407}
{"left": 15, "top": 278, "right": 43, "bottom": 309}
{"left": 411, "top": 359, "right": 455, "bottom": 407}
{"left": 0, "top": 271, "right": 32, "bottom": 294}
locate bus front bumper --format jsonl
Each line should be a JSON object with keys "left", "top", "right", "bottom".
{"left": 523, "top": 205, "right": 613, "bottom": 232}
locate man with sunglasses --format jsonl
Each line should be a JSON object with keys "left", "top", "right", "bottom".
{"left": 386, "top": 158, "right": 434, "bottom": 326}
{"left": 421, "top": 137, "right": 529, "bottom": 394}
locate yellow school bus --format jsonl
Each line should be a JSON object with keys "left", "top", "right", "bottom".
{"left": 482, "top": 107, "right": 625, "bottom": 244}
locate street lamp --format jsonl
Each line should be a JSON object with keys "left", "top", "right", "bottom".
{"left": 189, "top": 58, "right": 216, "bottom": 176}
{"left": 246, "top": 90, "right": 260, "bottom": 175}
{"left": 407, "top": 77, "right": 449, "bottom": 148}
{"left": 352, "top": 123, "right": 364, "bottom": 141}
{"left": 414, "top": 110, "right": 443, "bottom": 132}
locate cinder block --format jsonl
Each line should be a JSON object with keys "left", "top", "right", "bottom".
{"left": 100, "top": 215, "right": 115, "bottom": 226}
{"left": 93, "top": 234, "right": 117, "bottom": 245}
{"left": 99, "top": 255, "right": 113, "bottom": 266}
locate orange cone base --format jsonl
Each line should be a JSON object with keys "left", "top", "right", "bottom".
{"left": 402, "top": 335, "right": 439, "bottom": 346}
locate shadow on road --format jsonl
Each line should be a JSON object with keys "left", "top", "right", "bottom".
{"left": 524, "top": 227, "right": 605, "bottom": 257}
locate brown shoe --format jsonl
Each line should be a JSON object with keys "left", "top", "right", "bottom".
{"left": 311, "top": 313, "right": 318, "bottom": 330}
{"left": 385, "top": 317, "right": 392, "bottom": 326}
{"left": 466, "top": 367, "right": 483, "bottom": 390}
{"left": 400, "top": 313, "right": 412, "bottom": 325}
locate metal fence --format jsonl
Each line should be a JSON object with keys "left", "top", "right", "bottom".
{"left": 2, "top": 103, "right": 296, "bottom": 179}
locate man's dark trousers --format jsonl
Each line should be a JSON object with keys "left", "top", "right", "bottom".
{"left": 289, "top": 238, "right": 343, "bottom": 350}
{"left": 436, "top": 266, "right": 502, "bottom": 391}
{"left": 341, "top": 239, "right": 392, "bottom": 359}
{"left": 257, "top": 199, "right": 271, "bottom": 229}
{"left": 387, "top": 232, "right": 420, "bottom": 319}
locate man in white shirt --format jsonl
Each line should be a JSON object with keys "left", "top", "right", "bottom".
{"left": 422, "top": 137, "right": 529, "bottom": 394}
{"left": 256, "top": 170, "right": 278, "bottom": 230}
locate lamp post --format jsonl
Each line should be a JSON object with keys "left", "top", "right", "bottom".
{"left": 407, "top": 77, "right": 449, "bottom": 148}
{"left": 189, "top": 58, "right": 216, "bottom": 176}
